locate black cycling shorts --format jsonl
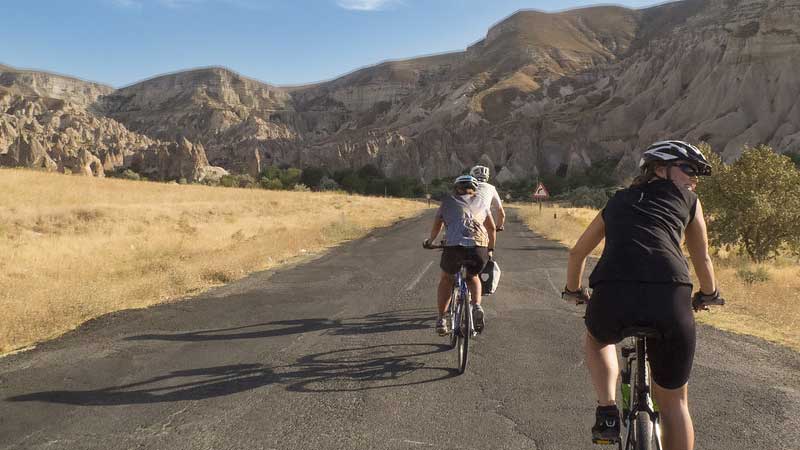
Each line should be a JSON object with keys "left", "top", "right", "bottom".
{"left": 440, "top": 246, "right": 489, "bottom": 276}
{"left": 585, "top": 281, "right": 696, "bottom": 389}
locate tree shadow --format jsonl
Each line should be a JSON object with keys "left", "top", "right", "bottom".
{"left": 124, "top": 308, "right": 434, "bottom": 342}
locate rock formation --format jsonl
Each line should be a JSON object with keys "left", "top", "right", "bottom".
{"left": 2, "top": 0, "right": 799, "bottom": 182}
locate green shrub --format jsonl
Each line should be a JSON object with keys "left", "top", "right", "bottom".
{"left": 697, "top": 144, "right": 800, "bottom": 262}
{"left": 219, "top": 174, "right": 237, "bottom": 188}
{"left": 261, "top": 178, "right": 284, "bottom": 190}
{"left": 736, "top": 266, "right": 770, "bottom": 284}
{"left": 121, "top": 169, "right": 141, "bottom": 181}
{"left": 565, "top": 186, "right": 610, "bottom": 209}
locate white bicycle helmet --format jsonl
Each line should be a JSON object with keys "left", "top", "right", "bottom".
{"left": 639, "top": 140, "right": 712, "bottom": 176}
{"left": 454, "top": 175, "right": 479, "bottom": 191}
{"left": 470, "top": 165, "right": 490, "bottom": 182}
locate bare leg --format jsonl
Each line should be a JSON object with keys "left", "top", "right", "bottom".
{"left": 437, "top": 272, "right": 455, "bottom": 316}
{"left": 585, "top": 331, "right": 618, "bottom": 406}
{"left": 466, "top": 275, "right": 482, "bottom": 305}
{"left": 652, "top": 382, "right": 694, "bottom": 450}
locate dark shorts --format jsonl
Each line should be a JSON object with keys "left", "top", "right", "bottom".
{"left": 440, "top": 246, "right": 489, "bottom": 276}
{"left": 585, "top": 281, "right": 696, "bottom": 389}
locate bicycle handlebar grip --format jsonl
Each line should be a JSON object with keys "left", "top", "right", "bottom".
{"left": 562, "top": 286, "right": 591, "bottom": 305}
{"left": 692, "top": 289, "right": 725, "bottom": 311}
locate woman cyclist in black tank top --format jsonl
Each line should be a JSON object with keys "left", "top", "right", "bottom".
{"left": 563, "top": 141, "right": 724, "bottom": 450}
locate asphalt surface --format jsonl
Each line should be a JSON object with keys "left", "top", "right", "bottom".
{"left": 1, "top": 209, "right": 798, "bottom": 450}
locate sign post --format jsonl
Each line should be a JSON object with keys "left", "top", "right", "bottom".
{"left": 425, "top": 193, "right": 431, "bottom": 207}
{"left": 531, "top": 182, "right": 550, "bottom": 213}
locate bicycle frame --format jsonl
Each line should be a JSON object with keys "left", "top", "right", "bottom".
{"left": 448, "top": 265, "right": 474, "bottom": 374}
{"left": 621, "top": 336, "right": 663, "bottom": 450}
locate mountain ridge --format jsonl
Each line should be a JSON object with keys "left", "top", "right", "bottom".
{"left": 2, "top": 0, "right": 799, "bottom": 183}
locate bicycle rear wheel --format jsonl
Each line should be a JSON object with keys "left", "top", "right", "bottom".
{"left": 448, "top": 286, "right": 458, "bottom": 349}
{"left": 634, "top": 411, "right": 653, "bottom": 450}
{"left": 457, "top": 290, "right": 471, "bottom": 374}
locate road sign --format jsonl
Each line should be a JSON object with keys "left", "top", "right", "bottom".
{"left": 532, "top": 182, "right": 549, "bottom": 200}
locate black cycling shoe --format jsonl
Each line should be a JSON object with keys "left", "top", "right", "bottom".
{"left": 591, "top": 405, "right": 621, "bottom": 445}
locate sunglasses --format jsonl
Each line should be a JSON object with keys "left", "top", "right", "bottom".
{"left": 674, "top": 163, "right": 700, "bottom": 177}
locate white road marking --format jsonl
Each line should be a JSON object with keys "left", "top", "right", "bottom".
{"left": 405, "top": 261, "right": 434, "bottom": 291}
{"left": 544, "top": 269, "right": 561, "bottom": 297}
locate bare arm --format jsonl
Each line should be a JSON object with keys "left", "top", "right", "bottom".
{"left": 566, "top": 212, "right": 605, "bottom": 291}
{"left": 428, "top": 215, "right": 444, "bottom": 243}
{"left": 496, "top": 203, "right": 506, "bottom": 229}
{"left": 483, "top": 213, "right": 496, "bottom": 250}
{"left": 685, "top": 200, "right": 716, "bottom": 294}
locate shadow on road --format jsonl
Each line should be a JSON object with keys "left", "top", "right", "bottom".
{"left": 124, "top": 308, "right": 433, "bottom": 342}
{"left": 8, "top": 309, "right": 457, "bottom": 405}
{"left": 507, "top": 245, "right": 566, "bottom": 251}
{"left": 7, "top": 364, "right": 278, "bottom": 405}
{"left": 280, "top": 343, "right": 457, "bottom": 392}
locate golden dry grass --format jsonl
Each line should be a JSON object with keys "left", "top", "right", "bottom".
{"left": 0, "top": 168, "right": 426, "bottom": 354}
{"left": 514, "top": 204, "right": 800, "bottom": 351}
{"left": 515, "top": 204, "right": 604, "bottom": 255}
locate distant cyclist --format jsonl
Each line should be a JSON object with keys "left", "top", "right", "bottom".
{"left": 470, "top": 165, "right": 506, "bottom": 231}
{"left": 424, "top": 175, "right": 496, "bottom": 336}
{"left": 562, "top": 140, "right": 723, "bottom": 450}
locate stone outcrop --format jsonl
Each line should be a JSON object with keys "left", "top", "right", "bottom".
{"left": 3, "top": 0, "right": 800, "bottom": 182}
{"left": 125, "top": 137, "right": 211, "bottom": 181}
{"left": 0, "top": 83, "right": 214, "bottom": 181}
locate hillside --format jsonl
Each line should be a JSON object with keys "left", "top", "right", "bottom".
{"left": 2, "top": 0, "right": 799, "bottom": 182}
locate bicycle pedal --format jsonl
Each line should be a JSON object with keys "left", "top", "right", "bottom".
{"left": 592, "top": 437, "right": 620, "bottom": 445}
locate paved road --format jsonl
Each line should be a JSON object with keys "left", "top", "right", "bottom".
{"left": 1, "top": 210, "right": 798, "bottom": 450}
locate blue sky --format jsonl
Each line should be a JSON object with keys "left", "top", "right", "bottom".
{"left": 2, "top": 0, "right": 663, "bottom": 87}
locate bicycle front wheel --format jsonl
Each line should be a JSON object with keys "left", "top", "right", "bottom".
{"left": 634, "top": 411, "right": 654, "bottom": 450}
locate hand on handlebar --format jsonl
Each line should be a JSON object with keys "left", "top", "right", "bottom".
{"left": 562, "top": 286, "right": 591, "bottom": 305}
{"left": 692, "top": 289, "right": 725, "bottom": 312}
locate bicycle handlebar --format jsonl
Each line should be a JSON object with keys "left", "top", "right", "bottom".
{"left": 692, "top": 289, "right": 725, "bottom": 312}
{"left": 562, "top": 287, "right": 591, "bottom": 305}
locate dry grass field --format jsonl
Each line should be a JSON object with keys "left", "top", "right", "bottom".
{"left": 516, "top": 204, "right": 800, "bottom": 351}
{"left": 0, "top": 169, "right": 426, "bottom": 355}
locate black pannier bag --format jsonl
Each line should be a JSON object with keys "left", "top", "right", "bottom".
{"left": 480, "top": 258, "right": 501, "bottom": 295}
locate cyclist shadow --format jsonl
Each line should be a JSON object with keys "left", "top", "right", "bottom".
{"left": 6, "top": 344, "right": 456, "bottom": 405}
{"left": 279, "top": 343, "right": 458, "bottom": 392}
{"left": 124, "top": 308, "right": 434, "bottom": 342}
{"left": 9, "top": 309, "right": 456, "bottom": 405}
{"left": 6, "top": 364, "right": 278, "bottom": 405}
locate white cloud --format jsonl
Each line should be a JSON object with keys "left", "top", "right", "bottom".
{"left": 159, "top": 0, "right": 205, "bottom": 8}
{"left": 110, "top": 0, "right": 142, "bottom": 8}
{"left": 336, "top": 0, "right": 401, "bottom": 11}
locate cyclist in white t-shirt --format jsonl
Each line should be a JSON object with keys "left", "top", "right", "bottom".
{"left": 470, "top": 165, "right": 506, "bottom": 231}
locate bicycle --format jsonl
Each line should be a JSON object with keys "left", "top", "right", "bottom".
{"left": 424, "top": 241, "right": 478, "bottom": 374}
{"left": 565, "top": 288, "right": 724, "bottom": 450}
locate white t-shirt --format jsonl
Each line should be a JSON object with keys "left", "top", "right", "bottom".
{"left": 475, "top": 182, "right": 502, "bottom": 212}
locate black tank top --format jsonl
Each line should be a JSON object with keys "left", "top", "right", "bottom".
{"left": 589, "top": 179, "right": 698, "bottom": 287}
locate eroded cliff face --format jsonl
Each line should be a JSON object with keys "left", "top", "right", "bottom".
{"left": 2, "top": 0, "right": 799, "bottom": 182}
{"left": 0, "top": 72, "right": 217, "bottom": 182}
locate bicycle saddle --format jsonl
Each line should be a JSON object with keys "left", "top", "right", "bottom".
{"left": 621, "top": 326, "right": 661, "bottom": 339}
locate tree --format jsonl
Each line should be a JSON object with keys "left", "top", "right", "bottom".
{"left": 697, "top": 145, "right": 800, "bottom": 262}
{"left": 300, "top": 167, "right": 328, "bottom": 189}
